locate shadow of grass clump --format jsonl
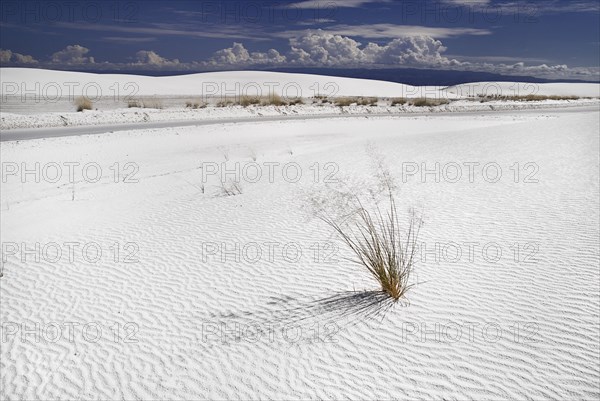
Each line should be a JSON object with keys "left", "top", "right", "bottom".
{"left": 212, "top": 290, "right": 400, "bottom": 333}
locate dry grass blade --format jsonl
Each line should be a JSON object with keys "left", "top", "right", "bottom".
{"left": 219, "top": 179, "right": 243, "bottom": 196}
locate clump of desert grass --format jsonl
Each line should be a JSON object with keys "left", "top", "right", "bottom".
{"left": 185, "top": 100, "right": 207, "bottom": 109}
{"left": 237, "top": 93, "right": 302, "bottom": 107}
{"left": 334, "top": 96, "right": 378, "bottom": 107}
{"left": 127, "top": 97, "right": 164, "bottom": 109}
{"left": 127, "top": 99, "right": 142, "bottom": 108}
{"left": 74, "top": 96, "right": 93, "bottom": 112}
{"left": 313, "top": 95, "right": 332, "bottom": 105}
{"left": 240, "top": 95, "right": 262, "bottom": 107}
{"left": 216, "top": 99, "right": 234, "bottom": 107}
{"left": 390, "top": 97, "right": 407, "bottom": 106}
{"left": 410, "top": 98, "right": 449, "bottom": 107}
{"left": 314, "top": 146, "right": 422, "bottom": 303}
{"left": 477, "top": 94, "right": 581, "bottom": 102}
{"left": 320, "top": 192, "right": 421, "bottom": 302}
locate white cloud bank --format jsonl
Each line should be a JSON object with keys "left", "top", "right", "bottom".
{"left": 202, "top": 31, "right": 597, "bottom": 79}
{"left": 0, "top": 49, "right": 38, "bottom": 64}
{"left": 1, "top": 32, "right": 598, "bottom": 81}
{"left": 135, "top": 50, "right": 180, "bottom": 66}
{"left": 51, "top": 45, "right": 94, "bottom": 65}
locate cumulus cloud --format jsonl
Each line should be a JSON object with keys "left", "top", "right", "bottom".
{"left": 288, "top": 32, "right": 367, "bottom": 65}
{"left": 51, "top": 45, "right": 94, "bottom": 64}
{"left": 207, "top": 42, "right": 286, "bottom": 66}
{"left": 285, "top": 30, "right": 458, "bottom": 67}
{"left": 205, "top": 31, "right": 597, "bottom": 80}
{"left": 2, "top": 36, "right": 597, "bottom": 81}
{"left": 135, "top": 50, "right": 179, "bottom": 66}
{"left": 0, "top": 48, "right": 38, "bottom": 64}
{"left": 0, "top": 49, "right": 12, "bottom": 63}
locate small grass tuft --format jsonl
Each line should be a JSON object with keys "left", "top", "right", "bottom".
{"left": 185, "top": 100, "right": 206, "bottom": 109}
{"left": 216, "top": 100, "right": 234, "bottom": 107}
{"left": 127, "top": 98, "right": 163, "bottom": 109}
{"left": 74, "top": 96, "right": 93, "bottom": 112}
{"left": 219, "top": 179, "right": 243, "bottom": 196}
{"left": 127, "top": 99, "right": 142, "bottom": 108}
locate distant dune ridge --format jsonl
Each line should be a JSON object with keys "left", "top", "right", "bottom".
{"left": 2, "top": 68, "right": 599, "bottom": 99}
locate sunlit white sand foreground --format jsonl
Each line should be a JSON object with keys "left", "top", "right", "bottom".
{"left": 0, "top": 71, "right": 599, "bottom": 400}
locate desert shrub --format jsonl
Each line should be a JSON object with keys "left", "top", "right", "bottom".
{"left": 74, "top": 96, "right": 92, "bottom": 112}
{"left": 391, "top": 97, "right": 407, "bottom": 106}
{"left": 262, "top": 93, "right": 288, "bottom": 106}
{"left": 127, "top": 99, "right": 142, "bottom": 108}
{"left": 410, "top": 98, "right": 449, "bottom": 107}
{"left": 478, "top": 94, "right": 580, "bottom": 102}
{"left": 216, "top": 100, "right": 234, "bottom": 107}
{"left": 288, "top": 98, "right": 304, "bottom": 105}
{"left": 185, "top": 100, "right": 206, "bottom": 109}
{"left": 240, "top": 95, "right": 261, "bottom": 107}
{"left": 334, "top": 96, "right": 378, "bottom": 107}
{"left": 335, "top": 97, "right": 356, "bottom": 107}
{"left": 358, "top": 97, "right": 378, "bottom": 106}
{"left": 127, "top": 98, "right": 163, "bottom": 109}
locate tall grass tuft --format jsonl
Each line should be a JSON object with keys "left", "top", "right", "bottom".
{"left": 262, "top": 93, "right": 287, "bottom": 106}
{"left": 321, "top": 192, "right": 421, "bottom": 302}
{"left": 240, "top": 95, "right": 261, "bottom": 107}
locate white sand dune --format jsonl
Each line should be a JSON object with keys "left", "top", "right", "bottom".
{"left": 2, "top": 69, "right": 599, "bottom": 132}
{"left": 1, "top": 68, "right": 423, "bottom": 98}
{"left": 446, "top": 81, "right": 600, "bottom": 98}
{"left": 1, "top": 104, "right": 598, "bottom": 398}
{"left": 2, "top": 68, "right": 599, "bottom": 101}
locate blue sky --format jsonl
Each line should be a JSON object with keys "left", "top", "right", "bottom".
{"left": 1, "top": 0, "right": 599, "bottom": 79}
